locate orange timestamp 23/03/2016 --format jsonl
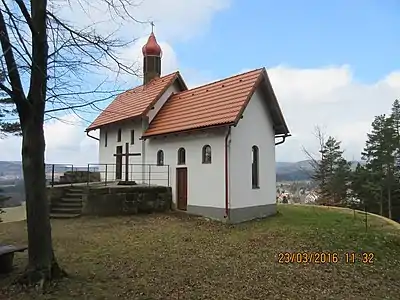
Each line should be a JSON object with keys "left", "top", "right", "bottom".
{"left": 277, "top": 252, "right": 375, "bottom": 264}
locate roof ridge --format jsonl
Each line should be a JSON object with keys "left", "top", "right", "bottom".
{"left": 123, "top": 71, "right": 179, "bottom": 93}
{"left": 182, "top": 68, "right": 264, "bottom": 94}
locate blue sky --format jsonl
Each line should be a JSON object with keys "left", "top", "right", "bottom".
{"left": 177, "top": 0, "right": 400, "bottom": 83}
{"left": 1, "top": 0, "right": 400, "bottom": 164}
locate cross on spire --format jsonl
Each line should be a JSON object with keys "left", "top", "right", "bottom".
{"left": 150, "top": 21, "right": 155, "bottom": 33}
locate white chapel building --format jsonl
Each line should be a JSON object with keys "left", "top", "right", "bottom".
{"left": 86, "top": 30, "right": 290, "bottom": 223}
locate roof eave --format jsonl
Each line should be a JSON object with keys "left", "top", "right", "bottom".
{"left": 262, "top": 68, "right": 290, "bottom": 135}
{"left": 85, "top": 114, "right": 144, "bottom": 132}
{"left": 230, "top": 68, "right": 290, "bottom": 136}
{"left": 232, "top": 69, "right": 265, "bottom": 126}
{"left": 141, "top": 122, "right": 234, "bottom": 140}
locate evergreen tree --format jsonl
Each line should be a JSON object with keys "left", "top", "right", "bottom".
{"left": 389, "top": 99, "right": 400, "bottom": 219}
{"left": 312, "top": 136, "right": 351, "bottom": 205}
{"left": 350, "top": 163, "right": 379, "bottom": 211}
{"left": 362, "top": 115, "right": 387, "bottom": 215}
{"left": 360, "top": 112, "right": 397, "bottom": 219}
{"left": 390, "top": 99, "right": 400, "bottom": 162}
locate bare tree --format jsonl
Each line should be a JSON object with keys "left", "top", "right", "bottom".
{"left": 0, "top": 0, "right": 142, "bottom": 286}
{"left": 301, "top": 125, "right": 326, "bottom": 179}
{"left": 302, "top": 125, "right": 326, "bottom": 167}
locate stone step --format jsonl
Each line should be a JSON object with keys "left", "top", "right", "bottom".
{"left": 50, "top": 213, "right": 81, "bottom": 219}
{"left": 66, "top": 188, "right": 85, "bottom": 193}
{"left": 65, "top": 192, "right": 83, "bottom": 198}
{"left": 51, "top": 201, "right": 82, "bottom": 208}
{"left": 59, "top": 197, "right": 82, "bottom": 203}
{"left": 51, "top": 207, "right": 82, "bottom": 215}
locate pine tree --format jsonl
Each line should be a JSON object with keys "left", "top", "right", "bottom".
{"left": 361, "top": 114, "right": 397, "bottom": 218}
{"left": 350, "top": 163, "right": 379, "bottom": 211}
{"left": 389, "top": 99, "right": 400, "bottom": 219}
{"left": 312, "top": 136, "right": 351, "bottom": 205}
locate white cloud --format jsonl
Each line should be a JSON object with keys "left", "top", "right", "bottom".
{"left": 0, "top": 115, "right": 98, "bottom": 165}
{"left": 55, "top": 0, "right": 231, "bottom": 41}
{"left": 269, "top": 66, "right": 400, "bottom": 161}
{"left": 268, "top": 65, "right": 353, "bottom": 103}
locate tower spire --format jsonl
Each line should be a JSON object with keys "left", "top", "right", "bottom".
{"left": 142, "top": 22, "right": 162, "bottom": 85}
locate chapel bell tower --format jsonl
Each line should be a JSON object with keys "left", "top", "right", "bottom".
{"left": 142, "top": 23, "right": 162, "bottom": 85}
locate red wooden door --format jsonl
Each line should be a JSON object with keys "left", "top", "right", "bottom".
{"left": 176, "top": 168, "right": 188, "bottom": 210}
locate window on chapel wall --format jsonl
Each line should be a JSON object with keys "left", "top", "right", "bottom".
{"left": 157, "top": 150, "right": 164, "bottom": 166}
{"left": 104, "top": 131, "right": 108, "bottom": 147}
{"left": 202, "top": 145, "right": 212, "bottom": 164}
{"left": 252, "top": 145, "right": 259, "bottom": 189}
{"left": 130, "top": 130, "right": 135, "bottom": 145}
{"left": 117, "top": 128, "right": 122, "bottom": 142}
{"left": 177, "top": 148, "right": 186, "bottom": 165}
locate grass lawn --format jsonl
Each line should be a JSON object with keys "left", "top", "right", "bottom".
{"left": 1, "top": 205, "right": 400, "bottom": 299}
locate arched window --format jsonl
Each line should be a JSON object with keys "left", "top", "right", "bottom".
{"left": 117, "top": 128, "right": 122, "bottom": 142}
{"left": 157, "top": 150, "right": 164, "bottom": 166}
{"left": 252, "top": 145, "right": 259, "bottom": 188}
{"left": 202, "top": 145, "right": 212, "bottom": 164}
{"left": 177, "top": 147, "right": 186, "bottom": 165}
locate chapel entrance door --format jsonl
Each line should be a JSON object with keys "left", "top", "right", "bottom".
{"left": 176, "top": 168, "right": 188, "bottom": 211}
{"left": 115, "top": 146, "right": 123, "bottom": 180}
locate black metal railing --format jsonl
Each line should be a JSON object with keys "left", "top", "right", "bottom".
{"left": 45, "top": 163, "right": 170, "bottom": 187}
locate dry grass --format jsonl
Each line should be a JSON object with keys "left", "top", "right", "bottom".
{"left": 1, "top": 205, "right": 400, "bottom": 300}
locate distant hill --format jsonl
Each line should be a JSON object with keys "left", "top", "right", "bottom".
{"left": 0, "top": 161, "right": 98, "bottom": 179}
{"left": 0, "top": 160, "right": 364, "bottom": 183}
{"left": 275, "top": 160, "right": 364, "bottom": 182}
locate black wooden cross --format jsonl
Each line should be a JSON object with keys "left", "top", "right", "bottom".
{"left": 113, "top": 142, "right": 141, "bottom": 181}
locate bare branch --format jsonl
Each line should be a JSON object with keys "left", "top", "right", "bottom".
{"left": 0, "top": 8, "right": 27, "bottom": 108}
{"left": 1, "top": 0, "right": 33, "bottom": 63}
{"left": 0, "top": 81, "right": 12, "bottom": 96}
{"left": 14, "top": 0, "right": 36, "bottom": 34}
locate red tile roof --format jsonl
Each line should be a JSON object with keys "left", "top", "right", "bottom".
{"left": 143, "top": 68, "right": 265, "bottom": 137}
{"left": 86, "top": 72, "right": 182, "bottom": 131}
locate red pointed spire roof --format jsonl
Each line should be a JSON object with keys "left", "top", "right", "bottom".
{"left": 142, "top": 32, "right": 162, "bottom": 56}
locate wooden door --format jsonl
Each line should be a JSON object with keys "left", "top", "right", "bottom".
{"left": 176, "top": 168, "right": 188, "bottom": 211}
{"left": 115, "top": 146, "right": 123, "bottom": 180}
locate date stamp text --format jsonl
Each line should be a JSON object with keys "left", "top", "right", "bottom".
{"left": 277, "top": 252, "right": 374, "bottom": 264}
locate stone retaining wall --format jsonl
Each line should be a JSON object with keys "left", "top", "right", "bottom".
{"left": 82, "top": 185, "right": 172, "bottom": 216}
{"left": 59, "top": 171, "right": 101, "bottom": 184}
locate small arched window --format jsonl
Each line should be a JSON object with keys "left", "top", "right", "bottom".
{"left": 177, "top": 147, "right": 186, "bottom": 165}
{"left": 117, "top": 128, "right": 122, "bottom": 142}
{"left": 252, "top": 145, "right": 259, "bottom": 189}
{"left": 202, "top": 145, "right": 212, "bottom": 164}
{"left": 157, "top": 150, "right": 164, "bottom": 166}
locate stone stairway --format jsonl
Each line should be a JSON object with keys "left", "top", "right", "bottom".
{"left": 50, "top": 187, "right": 84, "bottom": 219}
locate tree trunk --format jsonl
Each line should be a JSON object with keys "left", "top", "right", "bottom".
{"left": 379, "top": 186, "right": 383, "bottom": 216}
{"left": 387, "top": 166, "right": 393, "bottom": 220}
{"left": 18, "top": 115, "right": 65, "bottom": 286}
{"left": 388, "top": 187, "right": 392, "bottom": 220}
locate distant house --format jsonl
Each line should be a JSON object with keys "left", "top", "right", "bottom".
{"left": 304, "top": 192, "right": 318, "bottom": 204}
{"left": 86, "top": 30, "right": 290, "bottom": 223}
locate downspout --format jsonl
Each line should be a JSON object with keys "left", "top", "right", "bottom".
{"left": 86, "top": 130, "right": 99, "bottom": 141}
{"left": 224, "top": 126, "right": 231, "bottom": 220}
{"left": 275, "top": 134, "right": 290, "bottom": 146}
{"left": 141, "top": 117, "right": 148, "bottom": 184}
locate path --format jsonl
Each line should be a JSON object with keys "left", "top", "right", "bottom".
{"left": 1, "top": 203, "right": 26, "bottom": 223}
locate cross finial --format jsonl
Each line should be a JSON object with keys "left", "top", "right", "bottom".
{"left": 150, "top": 21, "right": 155, "bottom": 33}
